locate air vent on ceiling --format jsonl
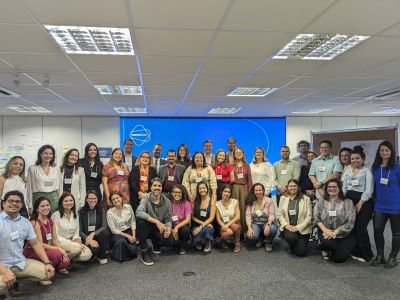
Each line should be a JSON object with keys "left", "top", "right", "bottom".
{"left": 370, "top": 89, "right": 400, "bottom": 100}
{"left": 0, "top": 86, "right": 20, "bottom": 97}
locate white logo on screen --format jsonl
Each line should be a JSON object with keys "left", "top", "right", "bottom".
{"left": 129, "top": 125, "right": 151, "bottom": 146}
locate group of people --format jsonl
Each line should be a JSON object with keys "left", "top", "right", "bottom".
{"left": 1, "top": 137, "right": 399, "bottom": 299}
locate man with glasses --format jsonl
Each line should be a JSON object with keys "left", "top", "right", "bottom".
{"left": 0, "top": 191, "right": 55, "bottom": 299}
{"left": 158, "top": 150, "right": 186, "bottom": 195}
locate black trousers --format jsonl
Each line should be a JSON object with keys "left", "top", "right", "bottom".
{"left": 137, "top": 219, "right": 173, "bottom": 250}
{"left": 109, "top": 229, "right": 137, "bottom": 262}
{"left": 373, "top": 212, "right": 400, "bottom": 255}
{"left": 173, "top": 225, "right": 191, "bottom": 249}
{"left": 346, "top": 190, "right": 374, "bottom": 260}
{"left": 84, "top": 229, "right": 110, "bottom": 260}
{"left": 283, "top": 229, "right": 309, "bottom": 257}
{"left": 319, "top": 232, "right": 356, "bottom": 263}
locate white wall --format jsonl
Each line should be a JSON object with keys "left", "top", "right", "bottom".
{"left": 0, "top": 116, "right": 119, "bottom": 165}
{"left": 286, "top": 116, "right": 400, "bottom": 156}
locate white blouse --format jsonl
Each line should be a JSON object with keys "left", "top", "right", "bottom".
{"left": 106, "top": 204, "right": 136, "bottom": 234}
{"left": 216, "top": 198, "right": 238, "bottom": 224}
{"left": 51, "top": 210, "right": 80, "bottom": 241}
{"left": 250, "top": 162, "right": 276, "bottom": 195}
{"left": 1, "top": 175, "right": 27, "bottom": 201}
{"left": 59, "top": 167, "right": 86, "bottom": 210}
{"left": 26, "top": 165, "right": 61, "bottom": 208}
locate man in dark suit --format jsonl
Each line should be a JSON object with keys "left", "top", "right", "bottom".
{"left": 153, "top": 143, "right": 167, "bottom": 175}
{"left": 158, "top": 149, "right": 186, "bottom": 195}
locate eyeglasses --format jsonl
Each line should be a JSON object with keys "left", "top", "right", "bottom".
{"left": 6, "top": 200, "right": 22, "bottom": 205}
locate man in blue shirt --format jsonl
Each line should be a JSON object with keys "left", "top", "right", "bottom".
{"left": 0, "top": 191, "right": 55, "bottom": 299}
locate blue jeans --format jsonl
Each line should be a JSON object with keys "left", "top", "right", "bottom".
{"left": 246, "top": 223, "right": 278, "bottom": 245}
{"left": 192, "top": 226, "right": 214, "bottom": 245}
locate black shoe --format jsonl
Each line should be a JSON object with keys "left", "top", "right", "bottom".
{"left": 384, "top": 253, "right": 398, "bottom": 269}
{"left": 371, "top": 254, "right": 386, "bottom": 266}
{"left": 141, "top": 250, "right": 154, "bottom": 266}
{"left": 152, "top": 244, "right": 161, "bottom": 254}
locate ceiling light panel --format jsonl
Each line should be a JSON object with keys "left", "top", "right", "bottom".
{"left": 292, "top": 108, "right": 331, "bottom": 114}
{"left": 7, "top": 105, "right": 51, "bottom": 113}
{"left": 45, "top": 25, "right": 134, "bottom": 55}
{"left": 95, "top": 85, "right": 142, "bottom": 96}
{"left": 114, "top": 107, "right": 147, "bottom": 114}
{"left": 208, "top": 107, "right": 242, "bottom": 114}
{"left": 273, "top": 34, "right": 369, "bottom": 60}
{"left": 227, "top": 87, "right": 278, "bottom": 97}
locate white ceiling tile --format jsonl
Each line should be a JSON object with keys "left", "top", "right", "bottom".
{"left": 22, "top": 94, "right": 64, "bottom": 102}
{"left": 140, "top": 56, "right": 200, "bottom": 74}
{"left": 188, "top": 86, "right": 230, "bottom": 97}
{"left": 135, "top": 29, "right": 214, "bottom": 56}
{"left": 244, "top": 75, "right": 297, "bottom": 88}
{"left": 0, "top": 0, "right": 35, "bottom": 24}
{"left": 286, "top": 76, "right": 342, "bottom": 89}
{"left": 195, "top": 74, "right": 245, "bottom": 87}
{"left": 223, "top": 0, "right": 335, "bottom": 32}
{"left": 22, "top": 0, "right": 129, "bottom": 27}
{"left": 48, "top": 85, "right": 98, "bottom": 96}
{"left": 380, "top": 23, "right": 400, "bottom": 37}
{"left": 359, "top": 62, "right": 400, "bottom": 77}
{"left": 0, "top": 53, "right": 77, "bottom": 72}
{"left": 201, "top": 57, "right": 264, "bottom": 75}
{"left": 257, "top": 60, "right": 325, "bottom": 76}
{"left": 208, "top": 31, "right": 295, "bottom": 58}
{"left": 145, "top": 86, "right": 187, "bottom": 98}
{"left": 142, "top": 74, "right": 193, "bottom": 86}
{"left": 304, "top": 0, "right": 400, "bottom": 35}
{"left": 131, "top": 0, "right": 230, "bottom": 29}
{"left": 329, "top": 77, "right": 394, "bottom": 89}
{"left": 86, "top": 72, "right": 140, "bottom": 86}
{"left": 70, "top": 56, "right": 138, "bottom": 73}
{"left": 26, "top": 72, "right": 88, "bottom": 85}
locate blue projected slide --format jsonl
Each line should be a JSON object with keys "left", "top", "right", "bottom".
{"left": 120, "top": 118, "right": 286, "bottom": 164}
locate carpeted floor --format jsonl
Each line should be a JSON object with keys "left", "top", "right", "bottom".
{"left": 16, "top": 223, "right": 400, "bottom": 300}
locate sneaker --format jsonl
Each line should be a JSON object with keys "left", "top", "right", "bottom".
{"left": 195, "top": 242, "right": 203, "bottom": 250}
{"left": 322, "top": 251, "right": 330, "bottom": 260}
{"left": 350, "top": 255, "right": 366, "bottom": 263}
{"left": 384, "top": 254, "right": 398, "bottom": 269}
{"left": 233, "top": 243, "right": 241, "bottom": 253}
{"left": 204, "top": 241, "right": 212, "bottom": 253}
{"left": 38, "top": 280, "right": 52, "bottom": 286}
{"left": 265, "top": 244, "right": 273, "bottom": 252}
{"left": 152, "top": 244, "right": 161, "bottom": 254}
{"left": 99, "top": 258, "right": 108, "bottom": 265}
{"left": 141, "top": 250, "right": 154, "bottom": 266}
{"left": 9, "top": 283, "right": 23, "bottom": 297}
{"left": 221, "top": 240, "right": 229, "bottom": 249}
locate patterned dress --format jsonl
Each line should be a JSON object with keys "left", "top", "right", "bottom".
{"left": 102, "top": 162, "right": 130, "bottom": 203}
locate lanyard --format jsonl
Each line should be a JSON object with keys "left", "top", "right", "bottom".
{"left": 381, "top": 166, "right": 391, "bottom": 179}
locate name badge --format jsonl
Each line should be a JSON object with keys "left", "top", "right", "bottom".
{"left": 223, "top": 216, "right": 230, "bottom": 223}
{"left": 328, "top": 210, "right": 337, "bottom": 217}
{"left": 44, "top": 181, "right": 53, "bottom": 187}
{"left": 216, "top": 175, "right": 222, "bottom": 180}
{"left": 167, "top": 176, "right": 175, "bottom": 181}
{"left": 255, "top": 209, "right": 263, "bottom": 217}
{"left": 289, "top": 209, "right": 296, "bottom": 216}
{"left": 380, "top": 178, "right": 389, "bottom": 185}
{"left": 281, "top": 169, "right": 288, "bottom": 175}
{"left": 117, "top": 170, "right": 124, "bottom": 176}
{"left": 88, "top": 225, "right": 96, "bottom": 232}
{"left": 319, "top": 166, "right": 326, "bottom": 172}
{"left": 237, "top": 173, "right": 244, "bottom": 179}
{"left": 200, "top": 210, "right": 207, "bottom": 217}
{"left": 46, "top": 233, "right": 52, "bottom": 241}
{"left": 172, "top": 215, "right": 179, "bottom": 222}
{"left": 10, "top": 231, "right": 19, "bottom": 241}
{"left": 351, "top": 179, "right": 359, "bottom": 186}
{"left": 64, "top": 178, "right": 72, "bottom": 184}
{"left": 195, "top": 177, "right": 202, "bottom": 183}
{"left": 90, "top": 172, "right": 98, "bottom": 178}
{"left": 140, "top": 175, "right": 148, "bottom": 181}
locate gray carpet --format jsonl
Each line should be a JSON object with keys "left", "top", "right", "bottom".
{"left": 16, "top": 223, "right": 400, "bottom": 300}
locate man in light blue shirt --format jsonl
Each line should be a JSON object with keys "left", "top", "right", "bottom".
{"left": 0, "top": 191, "right": 55, "bottom": 298}
{"left": 309, "top": 140, "right": 343, "bottom": 199}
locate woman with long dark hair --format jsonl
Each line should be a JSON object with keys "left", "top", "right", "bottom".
{"left": 79, "top": 143, "right": 104, "bottom": 201}
{"left": 177, "top": 144, "right": 191, "bottom": 168}
{"left": 371, "top": 140, "right": 400, "bottom": 268}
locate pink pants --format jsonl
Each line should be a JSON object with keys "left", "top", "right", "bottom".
{"left": 23, "top": 247, "right": 70, "bottom": 270}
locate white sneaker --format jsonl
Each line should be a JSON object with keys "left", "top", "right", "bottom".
{"left": 99, "top": 259, "right": 108, "bottom": 265}
{"left": 350, "top": 255, "right": 366, "bottom": 263}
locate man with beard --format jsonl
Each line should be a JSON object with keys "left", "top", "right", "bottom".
{"left": 136, "top": 178, "right": 173, "bottom": 266}
{"left": 158, "top": 150, "right": 186, "bottom": 195}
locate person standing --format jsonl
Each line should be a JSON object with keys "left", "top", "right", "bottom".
{"left": 203, "top": 140, "right": 215, "bottom": 165}
{"left": 250, "top": 147, "right": 276, "bottom": 197}
{"left": 123, "top": 139, "right": 137, "bottom": 172}
{"left": 293, "top": 140, "right": 310, "bottom": 168}
{"left": 152, "top": 144, "right": 167, "bottom": 175}
{"left": 273, "top": 146, "right": 300, "bottom": 206}
{"left": 158, "top": 150, "right": 186, "bottom": 195}
{"left": 226, "top": 137, "right": 237, "bottom": 164}
{"left": 371, "top": 141, "right": 400, "bottom": 268}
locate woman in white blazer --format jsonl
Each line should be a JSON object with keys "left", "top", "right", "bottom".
{"left": 59, "top": 149, "right": 86, "bottom": 210}
{"left": 278, "top": 179, "right": 312, "bottom": 257}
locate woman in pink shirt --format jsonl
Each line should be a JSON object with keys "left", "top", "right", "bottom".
{"left": 171, "top": 184, "right": 192, "bottom": 255}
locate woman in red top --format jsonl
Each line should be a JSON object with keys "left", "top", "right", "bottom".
{"left": 213, "top": 149, "right": 234, "bottom": 200}
{"left": 23, "top": 196, "right": 70, "bottom": 284}
{"left": 232, "top": 147, "right": 253, "bottom": 232}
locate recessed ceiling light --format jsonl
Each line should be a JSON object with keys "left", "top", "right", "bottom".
{"left": 292, "top": 108, "right": 331, "bottom": 114}
{"left": 208, "top": 107, "right": 242, "bottom": 114}
{"left": 7, "top": 105, "right": 51, "bottom": 113}
{"left": 273, "top": 33, "right": 369, "bottom": 60}
{"left": 373, "top": 108, "right": 400, "bottom": 114}
{"left": 95, "top": 85, "right": 142, "bottom": 96}
{"left": 114, "top": 107, "right": 147, "bottom": 114}
{"left": 45, "top": 25, "right": 134, "bottom": 55}
{"left": 227, "top": 87, "right": 278, "bottom": 97}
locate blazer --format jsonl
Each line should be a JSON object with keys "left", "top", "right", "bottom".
{"left": 128, "top": 165, "right": 158, "bottom": 211}
{"left": 59, "top": 167, "right": 86, "bottom": 210}
{"left": 278, "top": 194, "right": 312, "bottom": 235}
{"left": 158, "top": 164, "right": 186, "bottom": 186}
